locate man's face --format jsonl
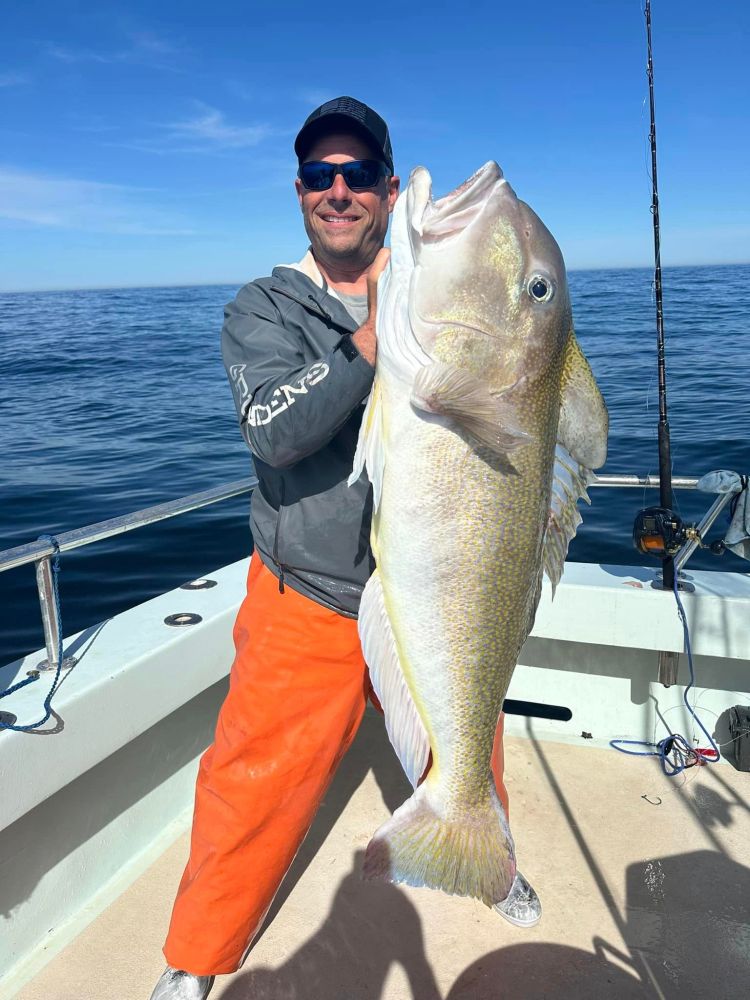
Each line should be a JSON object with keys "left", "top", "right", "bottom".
{"left": 295, "top": 132, "right": 400, "bottom": 269}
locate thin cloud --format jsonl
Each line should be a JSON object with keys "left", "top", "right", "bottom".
{"left": 165, "top": 103, "right": 272, "bottom": 149}
{"left": 116, "top": 102, "right": 276, "bottom": 155}
{"left": 127, "top": 30, "right": 184, "bottom": 56}
{"left": 297, "top": 88, "right": 337, "bottom": 108}
{"left": 0, "top": 166, "right": 195, "bottom": 236}
{"left": 47, "top": 44, "right": 112, "bottom": 65}
{"left": 69, "top": 116, "right": 121, "bottom": 134}
{"left": 225, "top": 80, "right": 255, "bottom": 102}
{"left": 0, "top": 72, "right": 31, "bottom": 87}
{"left": 45, "top": 30, "right": 188, "bottom": 70}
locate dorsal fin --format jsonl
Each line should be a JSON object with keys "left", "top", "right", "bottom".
{"left": 557, "top": 329, "right": 608, "bottom": 469}
{"left": 543, "top": 444, "right": 591, "bottom": 594}
{"left": 544, "top": 328, "right": 608, "bottom": 594}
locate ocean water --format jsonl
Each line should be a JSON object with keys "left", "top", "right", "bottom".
{"left": 1, "top": 264, "right": 749, "bottom": 666}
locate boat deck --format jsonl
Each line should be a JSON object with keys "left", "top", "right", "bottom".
{"left": 18, "top": 710, "right": 750, "bottom": 1000}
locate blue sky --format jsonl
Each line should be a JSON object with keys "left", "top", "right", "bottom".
{"left": 0, "top": 0, "right": 747, "bottom": 291}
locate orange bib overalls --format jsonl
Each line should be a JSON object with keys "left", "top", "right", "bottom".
{"left": 164, "top": 556, "right": 509, "bottom": 975}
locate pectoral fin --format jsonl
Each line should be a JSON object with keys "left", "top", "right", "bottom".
{"left": 557, "top": 330, "right": 608, "bottom": 470}
{"left": 411, "top": 362, "right": 529, "bottom": 456}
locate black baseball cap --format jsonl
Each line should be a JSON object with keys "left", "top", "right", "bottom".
{"left": 294, "top": 96, "right": 394, "bottom": 174}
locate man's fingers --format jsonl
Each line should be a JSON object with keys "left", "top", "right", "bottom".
{"left": 367, "top": 247, "right": 391, "bottom": 316}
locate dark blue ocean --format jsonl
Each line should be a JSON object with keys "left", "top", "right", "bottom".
{"left": 1, "top": 264, "right": 749, "bottom": 666}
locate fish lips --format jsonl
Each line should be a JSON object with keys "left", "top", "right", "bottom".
{"left": 407, "top": 161, "right": 510, "bottom": 250}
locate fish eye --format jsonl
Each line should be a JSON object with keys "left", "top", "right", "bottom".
{"left": 527, "top": 275, "right": 554, "bottom": 303}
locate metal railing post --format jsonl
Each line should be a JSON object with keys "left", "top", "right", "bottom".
{"left": 34, "top": 556, "right": 76, "bottom": 673}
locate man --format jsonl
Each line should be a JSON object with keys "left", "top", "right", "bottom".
{"left": 150, "top": 97, "right": 539, "bottom": 1000}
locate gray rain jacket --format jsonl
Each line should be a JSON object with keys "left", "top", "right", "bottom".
{"left": 221, "top": 252, "right": 376, "bottom": 617}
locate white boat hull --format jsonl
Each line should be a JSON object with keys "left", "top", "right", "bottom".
{"left": 1, "top": 559, "right": 748, "bottom": 995}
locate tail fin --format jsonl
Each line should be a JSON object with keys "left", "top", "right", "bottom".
{"left": 363, "top": 781, "right": 515, "bottom": 907}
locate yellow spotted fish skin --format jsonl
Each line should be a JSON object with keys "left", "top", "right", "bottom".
{"left": 355, "top": 162, "right": 608, "bottom": 906}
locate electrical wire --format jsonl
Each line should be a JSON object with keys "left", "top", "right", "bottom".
{"left": 610, "top": 574, "right": 720, "bottom": 775}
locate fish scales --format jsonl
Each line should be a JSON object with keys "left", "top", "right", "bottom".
{"left": 353, "top": 161, "right": 608, "bottom": 906}
{"left": 382, "top": 373, "right": 558, "bottom": 789}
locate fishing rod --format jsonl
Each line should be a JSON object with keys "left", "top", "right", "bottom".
{"left": 624, "top": 0, "right": 723, "bottom": 744}
{"left": 632, "top": 0, "right": 680, "bottom": 590}
{"left": 645, "top": 0, "right": 674, "bottom": 590}
{"left": 633, "top": 4, "right": 729, "bottom": 586}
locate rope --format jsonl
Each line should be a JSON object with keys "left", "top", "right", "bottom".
{"left": 0, "top": 535, "right": 66, "bottom": 732}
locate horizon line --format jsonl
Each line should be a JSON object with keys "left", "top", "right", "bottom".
{"left": 1, "top": 259, "right": 748, "bottom": 295}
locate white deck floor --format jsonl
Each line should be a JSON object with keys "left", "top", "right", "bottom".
{"left": 18, "top": 710, "right": 750, "bottom": 1000}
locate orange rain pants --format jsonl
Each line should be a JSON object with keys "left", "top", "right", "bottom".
{"left": 164, "top": 556, "right": 509, "bottom": 976}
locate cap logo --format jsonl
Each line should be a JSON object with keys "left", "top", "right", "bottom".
{"left": 318, "top": 97, "right": 367, "bottom": 122}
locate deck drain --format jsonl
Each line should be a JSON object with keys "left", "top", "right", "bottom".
{"left": 180, "top": 579, "right": 217, "bottom": 591}
{"left": 164, "top": 612, "right": 203, "bottom": 627}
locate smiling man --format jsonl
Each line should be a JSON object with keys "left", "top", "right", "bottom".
{"left": 149, "top": 97, "right": 537, "bottom": 1000}
{"left": 148, "top": 97, "right": 398, "bottom": 1000}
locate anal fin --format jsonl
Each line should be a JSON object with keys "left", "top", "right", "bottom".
{"left": 358, "top": 569, "right": 430, "bottom": 788}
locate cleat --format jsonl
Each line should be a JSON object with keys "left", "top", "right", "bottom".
{"left": 149, "top": 966, "right": 215, "bottom": 1000}
{"left": 492, "top": 871, "right": 542, "bottom": 928}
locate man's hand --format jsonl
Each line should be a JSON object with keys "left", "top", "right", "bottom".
{"left": 351, "top": 247, "right": 390, "bottom": 367}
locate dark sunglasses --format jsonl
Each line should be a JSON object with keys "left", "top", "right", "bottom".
{"left": 298, "top": 159, "right": 389, "bottom": 192}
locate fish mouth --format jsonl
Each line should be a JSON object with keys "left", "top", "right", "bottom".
{"left": 414, "top": 161, "right": 506, "bottom": 243}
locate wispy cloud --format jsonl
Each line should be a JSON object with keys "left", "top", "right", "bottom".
{"left": 165, "top": 102, "right": 272, "bottom": 149}
{"left": 0, "top": 72, "right": 30, "bottom": 87}
{"left": 47, "top": 44, "right": 112, "bottom": 65}
{"left": 68, "top": 114, "right": 122, "bottom": 135}
{"left": 297, "top": 88, "right": 337, "bottom": 108}
{"left": 110, "top": 102, "right": 277, "bottom": 155}
{"left": 224, "top": 80, "right": 256, "bottom": 103}
{"left": 126, "top": 30, "right": 184, "bottom": 57}
{"left": 0, "top": 166, "right": 195, "bottom": 236}
{"left": 46, "top": 30, "right": 188, "bottom": 70}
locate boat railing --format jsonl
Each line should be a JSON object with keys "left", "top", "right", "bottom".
{"left": 0, "top": 472, "right": 741, "bottom": 672}
{"left": 0, "top": 477, "right": 257, "bottom": 671}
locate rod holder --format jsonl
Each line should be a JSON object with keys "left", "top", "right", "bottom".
{"left": 673, "top": 491, "right": 736, "bottom": 573}
{"left": 657, "top": 650, "right": 679, "bottom": 687}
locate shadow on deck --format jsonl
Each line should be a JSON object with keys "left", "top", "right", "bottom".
{"left": 221, "top": 713, "right": 750, "bottom": 1000}
{"left": 17, "top": 707, "right": 750, "bottom": 1000}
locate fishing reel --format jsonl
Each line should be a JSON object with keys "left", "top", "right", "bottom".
{"left": 633, "top": 506, "right": 727, "bottom": 563}
{"left": 632, "top": 507, "right": 697, "bottom": 558}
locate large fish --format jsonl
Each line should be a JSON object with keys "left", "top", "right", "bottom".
{"left": 351, "top": 161, "right": 608, "bottom": 906}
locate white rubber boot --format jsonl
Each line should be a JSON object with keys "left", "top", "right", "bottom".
{"left": 492, "top": 870, "right": 542, "bottom": 928}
